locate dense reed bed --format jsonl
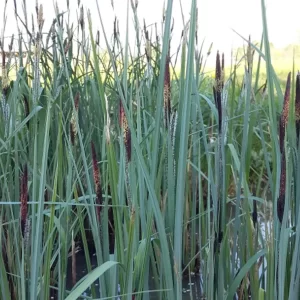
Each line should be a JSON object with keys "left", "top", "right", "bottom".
{"left": 1, "top": 0, "right": 300, "bottom": 299}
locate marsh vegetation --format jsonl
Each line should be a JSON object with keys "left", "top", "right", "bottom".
{"left": 1, "top": 0, "right": 300, "bottom": 299}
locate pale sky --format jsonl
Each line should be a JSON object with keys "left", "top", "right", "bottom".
{"left": 1, "top": 0, "right": 300, "bottom": 65}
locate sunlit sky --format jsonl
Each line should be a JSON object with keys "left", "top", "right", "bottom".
{"left": 1, "top": 0, "right": 300, "bottom": 66}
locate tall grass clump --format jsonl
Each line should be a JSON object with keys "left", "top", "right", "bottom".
{"left": 1, "top": 0, "right": 300, "bottom": 299}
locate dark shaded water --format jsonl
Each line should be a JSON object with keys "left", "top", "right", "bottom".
{"left": 63, "top": 199, "right": 272, "bottom": 299}
{"left": 65, "top": 249, "right": 202, "bottom": 299}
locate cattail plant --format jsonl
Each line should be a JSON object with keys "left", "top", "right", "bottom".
{"left": 277, "top": 72, "right": 291, "bottom": 223}
{"left": 213, "top": 51, "right": 225, "bottom": 253}
{"left": 91, "top": 141, "right": 102, "bottom": 222}
{"left": 119, "top": 100, "right": 132, "bottom": 209}
{"left": 162, "top": 45, "right": 172, "bottom": 215}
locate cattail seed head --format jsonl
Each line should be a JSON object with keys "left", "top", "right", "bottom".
{"left": 91, "top": 141, "right": 102, "bottom": 222}
{"left": 213, "top": 51, "right": 223, "bottom": 133}
{"left": 279, "top": 72, "right": 291, "bottom": 153}
{"left": 252, "top": 200, "right": 257, "bottom": 227}
{"left": 113, "top": 17, "right": 117, "bottom": 40}
{"left": 37, "top": 4, "right": 44, "bottom": 32}
{"left": 277, "top": 154, "right": 286, "bottom": 223}
{"left": 119, "top": 101, "right": 131, "bottom": 161}
{"left": 207, "top": 43, "right": 213, "bottom": 56}
{"left": 247, "top": 36, "right": 253, "bottom": 72}
{"left": 64, "top": 33, "right": 73, "bottom": 55}
{"left": 144, "top": 21, "right": 151, "bottom": 62}
{"left": 277, "top": 73, "right": 291, "bottom": 223}
{"left": 79, "top": 6, "right": 84, "bottom": 30}
{"left": 74, "top": 91, "right": 80, "bottom": 111}
{"left": 70, "top": 91, "right": 80, "bottom": 145}
{"left": 96, "top": 30, "right": 100, "bottom": 46}
{"left": 215, "top": 51, "right": 222, "bottom": 90}
{"left": 277, "top": 194, "right": 285, "bottom": 223}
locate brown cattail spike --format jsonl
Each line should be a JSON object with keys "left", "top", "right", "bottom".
{"left": 277, "top": 154, "right": 286, "bottom": 223}
{"left": 91, "top": 141, "right": 102, "bottom": 222}
{"left": 277, "top": 72, "right": 291, "bottom": 223}
{"left": 207, "top": 43, "right": 213, "bottom": 56}
{"left": 213, "top": 51, "right": 222, "bottom": 133}
{"left": 113, "top": 17, "right": 117, "bottom": 40}
{"left": 70, "top": 91, "right": 80, "bottom": 145}
{"left": 70, "top": 123, "right": 75, "bottom": 146}
{"left": 79, "top": 6, "right": 84, "bottom": 30}
{"left": 252, "top": 200, "right": 257, "bottom": 227}
{"left": 279, "top": 72, "right": 291, "bottom": 153}
{"left": 119, "top": 101, "right": 131, "bottom": 161}
{"left": 247, "top": 36, "right": 253, "bottom": 73}
{"left": 20, "top": 164, "right": 28, "bottom": 237}
{"left": 64, "top": 33, "right": 73, "bottom": 55}
{"left": 37, "top": 4, "right": 44, "bottom": 32}
{"left": 144, "top": 21, "right": 151, "bottom": 63}
{"left": 74, "top": 91, "right": 80, "bottom": 111}
{"left": 96, "top": 30, "right": 100, "bottom": 46}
